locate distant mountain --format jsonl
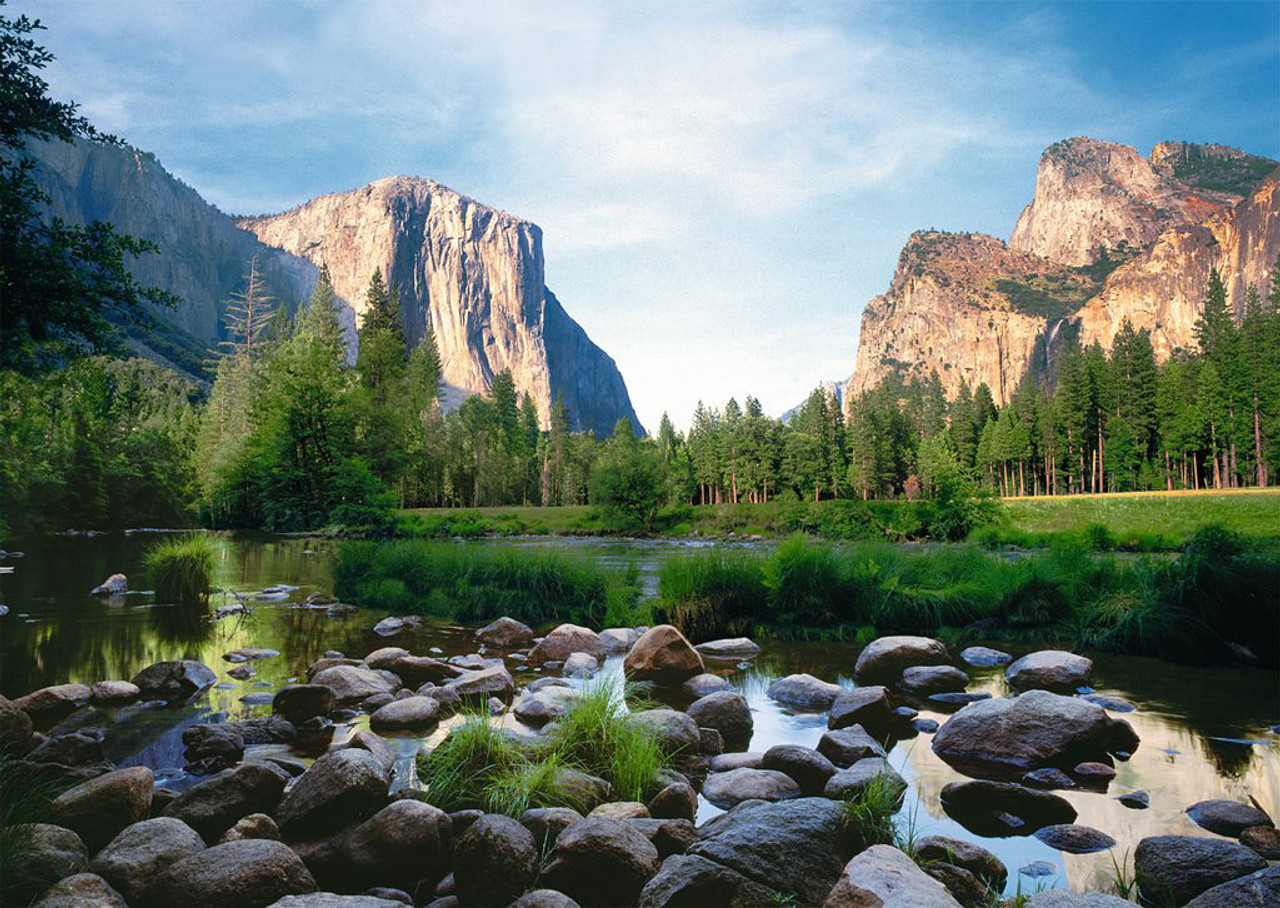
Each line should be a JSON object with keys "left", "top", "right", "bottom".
{"left": 846, "top": 137, "right": 1279, "bottom": 405}
{"left": 26, "top": 139, "right": 641, "bottom": 435}
{"left": 781, "top": 379, "right": 846, "bottom": 423}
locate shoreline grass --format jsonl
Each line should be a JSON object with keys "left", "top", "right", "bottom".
{"left": 333, "top": 539, "right": 646, "bottom": 629}
{"left": 144, "top": 534, "right": 217, "bottom": 605}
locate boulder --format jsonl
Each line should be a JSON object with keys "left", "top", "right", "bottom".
{"left": 369, "top": 696, "right": 440, "bottom": 733}
{"left": 218, "top": 813, "right": 281, "bottom": 844}
{"left": 1185, "top": 799, "right": 1273, "bottom": 837}
{"left": 477, "top": 616, "right": 535, "bottom": 647}
{"left": 959, "top": 646, "right": 1012, "bottom": 667}
{"left": 51, "top": 766, "right": 153, "bottom": 852}
{"left": 151, "top": 839, "right": 317, "bottom": 907}
{"left": 914, "top": 835, "right": 1007, "bottom": 889}
{"left": 688, "top": 798, "right": 852, "bottom": 906}
{"left": 762, "top": 744, "right": 837, "bottom": 795}
{"left": 306, "top": 657, "right": 363, "bottom": 679}
{"left": 1239, "top": 825, "right": 1280, "bottom": 860}
{"left": 15, "top": 684, "right": 91, "bottom": 726}
{"left": 164, "top": 762, "right": 290, "bottom": 843}
{"left": 452, "top": 814, "right": 538, "bottom": 906}
{"left": 520, "top": 806, "right": 584, "bottom": 849}
{"left": 88, "top": 681, "right": 140, "bottom": 705}
{"left": 418, "top": 683, "right": 462, "bottom": 717}
{"left": 1023, "top": 768, "right": 1077, "bottom": 790}
{"left": 444, "top": 665, "right": 515, "bottom": 703}
{"left": 1073, "top": 761, "right": 1116, "bottom": 783}
{"left": 33, "top": 873, "right": 126, "bottom": 907}
{"left": 824, "top": 844, "right": 962, "bottom": 907}
{"left": 553, "top": 768, "right": 615, "bottom": 812}
{"left": 646, "top": 781, "right": 698, "bottom": 823}
{"left": 1134, "top": 835, "right": 1267, "bottom": 906}
{"left": 599, "top": 628, "right": 640, "bottom": 653}
{"left": 321, "top": 800, "right": 452, "bottom": 893}
{"left": 90, "top": 817, "right": 206, "bottom": 903}
{"left": 940, "top": 780, "right": 1077, "bottom": 836}
{"left": 694, "top": 638, "right": 760, "bottom": 659}
{"left": 223, "top": 648, "right": 279, "bottom": 664}
{"left": 309, "top": 665, "right": 397, "bottom": 702}
{"left": 828, "top": 686, "right": 894, "bottom": 736}
{"left": 514, "top": 685, "right": 580, "bottom": 726}
{"left": 371, "top": 615, "right": 421, "bottom": 636}
{"left": 25, "top": 824, "right": 88, "bottom": 895}
{"left": 275, "top": 749, "right": 390, "bottom": 839}
{"left": 363, "top": 647, "right": 410, "bottom": 669}
{"left": 1005, "top": 650, "right": 1092, "bottom": 693}
{"left": 900, "top": 665, "right": 969, "bottom": 694}
{"left": 684, "top": 691, "right": 752, "bottom": 749}
{"left": 1117, "top": 790, "right": 1150, "bottom": 809}
{"left": 854, "top": 636, "right": 949, "bottom": 683}
{"left": 818, "top": 725, "right": 887, "bottom": 768}
{"left": 268, "top": 896, "right": 403, "bottom": 908}
{"left": 563, "top": 652, "right": 599, "bottom": 678}
{"left": 628, "top": 709, "right": 701, "bottom": 754}
{"left": 130, "top": 660, "right": 217, "bottom": 700}
{"left": 924, "top": 860, "right": 988, "bottom": 908}
{"left": 0, "top": 694, "right": 34, "bottom": 755}
{"left": 529, "top": 624, "right": 606, "bottom": 662}
{"left": 931, "top": 690, "right": 1132, "bottom": 776}
{"left": 231, "top": 717, "right": 296, "bottom": 745}
{"left": 91, "top": 574, "right": 127, "bottom": 596}
{"left": 699, "top": 727, "right": 723, "bottom": 755}
{"left": 823, "top": 758, "right": 907, "bottom": 802}
{"left": 1033, "top": 823, "right": 1117, "bottom": 854}
{"left": 384, "top": 655, "right": 461, "bottom": 687}
{"left": 590, "top": 801, "right": 651, "bottom": 820}
{"left": 702, "top": 768, "right": 802, "bottom": 808}
{"left": 681, "top": 673, "right": 732, "bottom": 699}
{"left": 623, "top": 818, "right": 697, "bottom": 857}
{"left": 182, "top": 723, "right": 244, "bottom": 773}
{"left": 1184, "top": 865, "right": 1280, "bottom": 907}
{"left": 541, "top": 817, "right": 661, "bottom": 907}
{"left": 709, "top": 752, "right": 763, "bottom": 772}
{"left": 1025, "top": 893, "right": 1134, "bottom": 907}
{"left": 637, "top": 853, "right": 777, "bottom": 907}
{"left": 27, "top": 730, "right": 106, "bottom": 767}
{"left": 766, "top": 673, "right": 843, "bottom": 710}
{"left": 624, "top": 625, "right": 705, "bottom": 684}
{"left": 513, "top": 891, "right": 582, "bottom": 908}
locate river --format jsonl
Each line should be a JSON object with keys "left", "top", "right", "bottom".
{"left": 1, "top": 532, "right": 1276, "bottom": 898}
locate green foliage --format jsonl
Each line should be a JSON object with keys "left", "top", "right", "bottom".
{"left": 589, "top": 418, "right": 666, "bottom": 530}
{"left": 0, "top": 8, "right": 177, "bottom": 374}
{"left": 417, "top": 681, "right": 670, "bottom": 816}
{"left": 657, "top": 550, "right": 769, "bottom": 641}
{"left": 839, "top": 771, "right": 905, "bottom": 852}
{"left": 0, "top": 754, "right": 58, "bottom": 903}
{"left": 333, "top": 539, "right": 640, "bottom": 627}
{"left": 1168, "top": 147, "right": 1277, "bottom": 196}
{"left": 0, "top": 356, "right": 200, "bottom": 535}
{"left": 145, "top": 534, "right": 217, "bottom": 605}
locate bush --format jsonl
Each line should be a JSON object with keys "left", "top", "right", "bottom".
{"left": 145, "top": 534, "right": 218, "bottom": 605}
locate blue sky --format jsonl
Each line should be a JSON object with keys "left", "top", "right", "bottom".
{"left": 23, "top": 0, "right": 1280, "bottom": 430}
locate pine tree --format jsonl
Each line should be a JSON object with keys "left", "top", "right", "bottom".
{"left": 220, "top": 256, "right": 278, "bottom": 359}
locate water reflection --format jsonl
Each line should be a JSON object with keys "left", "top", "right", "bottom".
{"left": 0, "top": 533, "right": 1276, "bottom": 898}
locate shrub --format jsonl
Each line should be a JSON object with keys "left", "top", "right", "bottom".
{"left": 144, "top": 534, "right": 217, "bottom": 605}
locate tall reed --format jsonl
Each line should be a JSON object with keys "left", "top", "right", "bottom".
{"left": 144, "top": 534, "right": 217, "bottom": 605}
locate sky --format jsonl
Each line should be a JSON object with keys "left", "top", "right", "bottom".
{"left": 21, "top": 0, "right": 1280, "bottom": 431}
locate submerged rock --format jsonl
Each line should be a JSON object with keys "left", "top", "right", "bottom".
{"left": 1033, "top": 823, "right": 1117, "bottom": 854}
{"left": 766, "top": 673, "right": 842, "bottom": 710}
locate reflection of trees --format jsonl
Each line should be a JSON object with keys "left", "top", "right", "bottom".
{"left": 149, "top": 601, "right": 213, "bottom": 649}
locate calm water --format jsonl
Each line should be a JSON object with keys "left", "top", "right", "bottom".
{"left": 1, "top": 533, "right": 1277, "bottom": 897}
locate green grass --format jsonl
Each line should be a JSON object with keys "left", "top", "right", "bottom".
{"left": 333, "top": 539, "right": 644, "bottom": 628}
{"left": 0, "top": 755, "right": 59, "bottom": 903}
{"left": 145, "top": 534, "right": 217, "bottom": 604}
{"left": 400, "top": 490, "right": 1280, "bottom": 551}
{"left": 839, "top": 771, "right": 906, "bottom": 851}
{"left": 656, "top": 529, "right": 1280, "bottom": 666}
{"left": 416, "top": 681, "right": 671, "bottom": 816}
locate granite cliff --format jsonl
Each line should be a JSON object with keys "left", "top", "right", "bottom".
{"left": 240, "top": 176, "right": 641, "bottom": 436}
{"left": 847, "top": 138, "right": 1279, "bottom": 406}
{"left": 26, "top": 140, "right": 640, "bottom": 435}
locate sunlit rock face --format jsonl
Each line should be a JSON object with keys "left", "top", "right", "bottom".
{"left": 26, "top": 138, "right": 318, "bottom": 361}
{"left": 25, "top": 139, "right": 639, "bottom": 436}
{"left": 241, "top": 177, "right": 641, "bottom": 435}
{"left": 846, "top": 137, "right": 1279, "bottom": 407}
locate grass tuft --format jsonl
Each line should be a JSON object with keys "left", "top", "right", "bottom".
{"left": 0, "top": 755, "right": 60, "bottom": 903}
{"left": 145, "top": 534, "right": 217, "bottom": 605}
